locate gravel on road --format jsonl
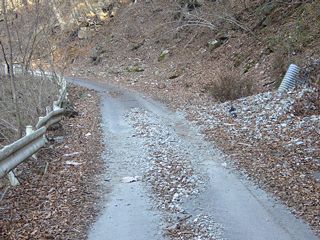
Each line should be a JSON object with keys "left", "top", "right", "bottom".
{"left": 184, "top": 87, "right": 320, "bottom": 234}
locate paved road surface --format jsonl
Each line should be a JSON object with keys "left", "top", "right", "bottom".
{"left": 69, "top": 78, "right": 318, "bottom": 240}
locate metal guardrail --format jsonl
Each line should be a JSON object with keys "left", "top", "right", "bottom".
{"left": 0, "top": 127, "right": 47, "bottom": 178}
{"left": 0, "top": 66, "right": 67, "bottom": 185}
{"left": 36, "top": 108, "right": 65, "bottom": 129}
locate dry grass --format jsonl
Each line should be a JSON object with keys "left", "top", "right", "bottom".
{"left": 206, "top": 67, "right": 253, "bottom": 102}
{"left": 0, "top": 73, "right": 59, "bottom": 146}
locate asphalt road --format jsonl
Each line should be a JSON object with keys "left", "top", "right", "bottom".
{"left": 69, "top": 77, "right": 318, "bottom": 240}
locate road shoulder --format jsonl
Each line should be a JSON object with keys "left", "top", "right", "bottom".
{"left": 0, "top": 85, "right": 105, "bottom": 239}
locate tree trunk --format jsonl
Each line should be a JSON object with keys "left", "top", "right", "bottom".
{"left": 2, "top": 0, "right": 23, "bottom": 138}
{"left": 51, "top": 0, "right": 66, "bottom": 30}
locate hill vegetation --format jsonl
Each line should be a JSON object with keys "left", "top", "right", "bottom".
{"left": 53, "top": 0, "right": 320, "bottom": 104}
{"left": 0, "top": 0, "right": 319, "bottom": 237}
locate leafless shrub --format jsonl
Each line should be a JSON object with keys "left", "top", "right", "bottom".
{"left": 0, "top": 0, "right": 57, "bottom": 72}
{"left": 206, "top": 67, "right": 253, "bottom": 102}
{"left": 0, "top": 72, "right": 59, "bottom": 146}
{"left": 0, "top": 0, "right": 62, "bottom": 144}
{"left": 172, "top": 0, "right": 259, "bottom": 39}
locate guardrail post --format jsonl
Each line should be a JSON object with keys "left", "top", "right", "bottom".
{"left": 7, "top": 123, "right": 27, "bottom": 185}
{"left": 38, "top": 116, "right": 44, "bottom": 123}
{"left": 53, "top": 101, "right": 60, "bottom": 111}
{"left": 26, "top": 125, "right": 37, "bottom": 160}
{"left": 0, "top": 68, "right": 66, "bottom": 183}
{"left": 46, "top": 106, "right": 52, "bottom": 115}
{"left": 8, "top": 171, "right": 19, "bottom": 186}
{"left": 6, "top": 124, "right": 30, "bottom": 186}
{"left": 26, "top": 125, "right": 34, "bottom": 135}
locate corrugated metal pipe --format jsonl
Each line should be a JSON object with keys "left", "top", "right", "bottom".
{"left": 278, "top": 64, "right": 304, "bottom": 92}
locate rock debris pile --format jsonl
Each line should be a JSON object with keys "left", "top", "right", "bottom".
{"left": 185, "top": 87, "right": 320, "bottom": 234}
{"left": 126, "top": 109, "right": 223, "bottom": 240}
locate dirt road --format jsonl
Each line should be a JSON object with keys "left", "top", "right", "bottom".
{"left": 69, "top": 78, "right": 317, "bottom": 240}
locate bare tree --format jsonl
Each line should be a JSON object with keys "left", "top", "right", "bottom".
{"left": 0, "top": 0, "right": 61, "bottom": 143}
{"left": 1, "top": 0, "right": 23, "bottom": 138}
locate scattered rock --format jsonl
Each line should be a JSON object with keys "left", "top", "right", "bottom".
{"left": 78, "top": 27, "right": 90, "bottom": 39}
{"left": 168, "top": 68, "right": 184, "bottom": 79}
{"left": 125, "top": 109, "right": 222, "bottom": 239}
{"left": 185, "top": 86, "right": 320, "bottom": 233}
{"left": 127, "top": 65, "right": 145, "bottom": 72}
{"left": 158, "top": 49, "right": 170, "bottom": 62}
{"left": 157, "top": 83, "right": 166, "bottom": 89}
{"left": 63, "top": 152, "right": 81, "bottom": 157}
{"left": 122, "top": 176, "right": 141, "bottom": 183}
{"left": 50, "top": 136, "right": 64, "bottom": 143}
{"left": 207, "top": 39, "right": 222, "bottom": 51}
{"left": 131, "top": 40, "right": 145, "bottom": 50}
{"left": 66, "top": 161, "right": 82, "bottom": 166}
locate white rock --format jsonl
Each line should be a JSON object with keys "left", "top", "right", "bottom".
{"left": 122, "top": 176, "right": 141, "bottom": 183}
{"left": 65, "top": 161, "right": 82, "bottom": 166}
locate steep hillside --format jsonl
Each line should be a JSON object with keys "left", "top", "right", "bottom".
{"left": 52, "top": 0, "right": 320, "bottom": 234}
{"left": 56, "top": 0, "right": 320, "bottom": 106}
{"left": 1, "top": 0, "right": 319, "bottom": 236}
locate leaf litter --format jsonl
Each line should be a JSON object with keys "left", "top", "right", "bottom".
{"left": 0, "top": 85, "right": 105, "bottom": 239}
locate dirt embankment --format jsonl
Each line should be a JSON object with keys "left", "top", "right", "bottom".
{"left": 52, "top": 0, "right": 319, "bottom": 235}
{"left": 60, "top": 1, "right": 320, "bottom": 104}
{"left": 0, "top": 86, "right": 105, "bottom": 239}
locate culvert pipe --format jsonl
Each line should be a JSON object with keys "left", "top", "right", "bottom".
{"left": 278, "top": 64, "right": 303, "bottom": 92}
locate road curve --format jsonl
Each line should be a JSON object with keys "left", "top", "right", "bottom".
{"left": 68, "top": 77, "right": 318, "bottom": 240}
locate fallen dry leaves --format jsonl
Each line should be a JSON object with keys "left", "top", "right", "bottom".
{"left": 186, "top": 87, "right": 320, "bottom": 235}
{"left": 0, "top": 85, "right": 105, "bottom": 239}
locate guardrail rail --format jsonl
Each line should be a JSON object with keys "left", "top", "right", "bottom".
{"left": 0, "top": 66, "right": 67, "bottom": 186}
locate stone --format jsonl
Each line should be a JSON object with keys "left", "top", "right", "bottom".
{"left": 207, "top": 40, "right": 222, "bottom": 51}
{"left": 158, "top": 49, "right": 170, "bottom": 62}
{"left": 78, "top": 27, "right": 90, "bottom": 39}
{"left": 122, "top": 176, "right": 141, "bottom": 183}
{"left": 97, "top": 9, "right": 109, "bottom": 21}
{"left": 65, "top": 161, "right": 82, "bottom": 166}
{"left": 127, "top": 65, "right": 144, "bottom": 72}
{"left": 157, "top": 83, "right": 166, "bottom": 89}
{"left": 169, "top": 69, "right": 184, "bottom": 79}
